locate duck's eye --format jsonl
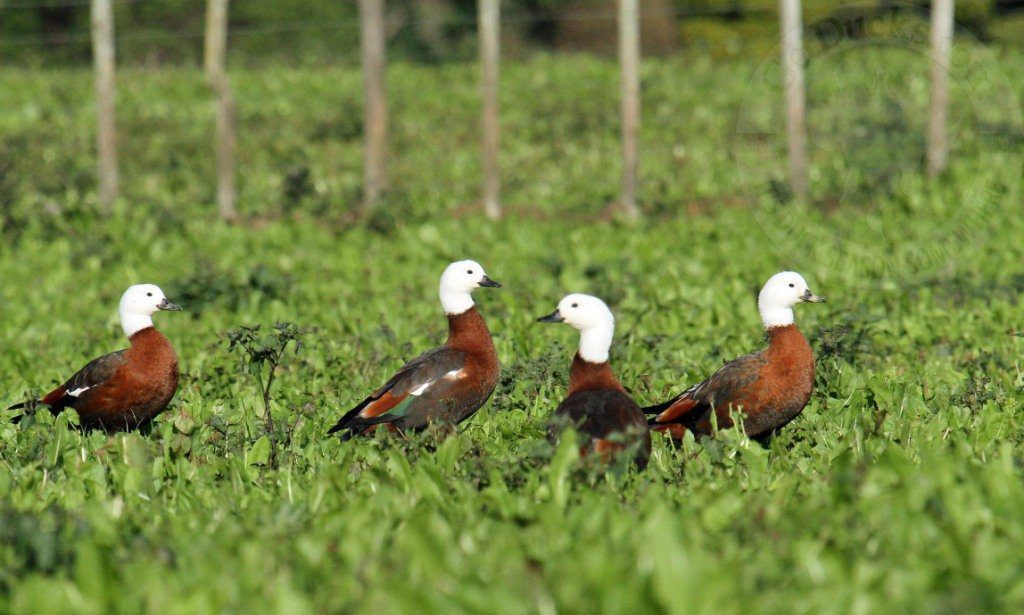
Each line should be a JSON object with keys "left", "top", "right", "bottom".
{"left": 467, "top": 269, "right": 474, "bottom": 275}
{"left": 788, "top": 283, "right": 795, "bottom": 288}
{"left": 571, "top": 303, "right": 578, "bottom": 308}
{"left": 146, "top": 292, "right": 153, "bottom": 297}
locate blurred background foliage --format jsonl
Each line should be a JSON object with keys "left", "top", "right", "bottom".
{"left": 2, "top": 0, "right": 1024, "bottom": 67}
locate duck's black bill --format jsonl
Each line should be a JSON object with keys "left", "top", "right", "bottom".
{"left": 479, "top": 275, "right": 502, "bottom": 288}
{"left": 537, "top": 309, "right": 564, "bottom": 323}
{"left": 801, "top": 290, "right": 825, "bottom": 303}
{"left": 158, "top": 299, "right": 183, "bottom": 311}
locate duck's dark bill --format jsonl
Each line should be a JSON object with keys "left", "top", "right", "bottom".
{"left": 479, "top": 275, "right": 502, "bottom": 288}
{"left": 801, "top": 290, "right": 825, "bottom": 303}
{"left": 158, "top": 299, "right": 183, "bottom": 311}
{"left": 537, "top": 309, "right": 564, "bottom": 323}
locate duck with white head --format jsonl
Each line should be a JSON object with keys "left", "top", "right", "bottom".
{"left": 647, "top": 271, "right": 825, "bottom": 441}
{"left": 9, "top": 284, "right": 182, "bottom": 431}
{"left": 538, "top": 293, "right": 651, "bottom": 469}
{"left": 329, "top": 260, "right": 502, "bottom": 438}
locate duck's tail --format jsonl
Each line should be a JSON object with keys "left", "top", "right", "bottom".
{"left": 7, "top": 400, "right": 35, "bottom": 424}
{"left": 327, "top": 410, "right": 396, "bottom": 440}
{"left": 7, "top": 398, "right": 53, "bottom": 423}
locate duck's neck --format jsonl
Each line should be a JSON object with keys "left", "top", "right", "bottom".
{"left": 577, "top": 323, "right": 613, "bottom": 364}
{"left": 759, "top": 305, "right": 794, "bottom": 329}
{"left": 568, "top": 353, "right": 625, "bottom": 395}
{"left": 122, "top": 314, "right": 154, "bottom": 338}
{"left": 440, "top": 289, "right": 474, "bottom": 316}
{"left": 446, "top": 306, "right": 494, "bottom": 352}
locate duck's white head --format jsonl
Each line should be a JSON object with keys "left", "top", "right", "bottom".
{"left": 757, "top": 271, "right": 825, "bottom": 329}
{"left": 118, "top": 284, "right": 181, "bottom": 337}
{"left": 537, "top": 293, "right": 615, "bottom": 363}
{"left": 438, "top": 260, "right": 501, "bottom": 315}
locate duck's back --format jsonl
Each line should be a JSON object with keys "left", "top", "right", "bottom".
{"left": 553, "top": 390, "right": 651, "bottom": 468}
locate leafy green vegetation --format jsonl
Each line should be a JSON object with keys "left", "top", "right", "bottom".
{"left": 1, "top": 41, "right": 1023, "bottom": 611}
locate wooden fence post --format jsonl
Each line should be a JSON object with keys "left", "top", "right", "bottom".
{"left": 91, "top": 0, "right": 118, "bottom": 210}
{"left": 927, "top": 0, "right": 954, "bottom": 177}
{"left": 618, "top": 0, "right": 641, "bottom": 218}
{"left": 479, "top": 0, "right": 501, "bottom": 219}
{"left": 779, "top": 0, "right": 808, "bottom": 201}
{"left": 205, "top": 0, "right": 239, "bottom": 222}
{"left": 360, "top": 0, "right": 388, "bottom": 209}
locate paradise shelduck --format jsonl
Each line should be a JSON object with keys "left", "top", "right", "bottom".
{"left": 646, "top": 271, "right": 825, "bottom": 441}
{"left": 328, "top": 260, "right": 501, "bottom": 439}
{"left": 538, "top": 294, "right": 651, "bottom": 469}
{"left": 9, "top": 284, "right": 182, "bottom": 431}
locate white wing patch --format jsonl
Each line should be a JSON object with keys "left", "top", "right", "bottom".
{"left": 67, "top": 386, "right": 92, "bottom": 397}
{"left": 410, "top": 369, "right": 464, "bottom": 396}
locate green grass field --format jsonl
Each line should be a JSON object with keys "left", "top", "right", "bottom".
{"left": 1, "top": 40, "right": 1024, "bottom": 612}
